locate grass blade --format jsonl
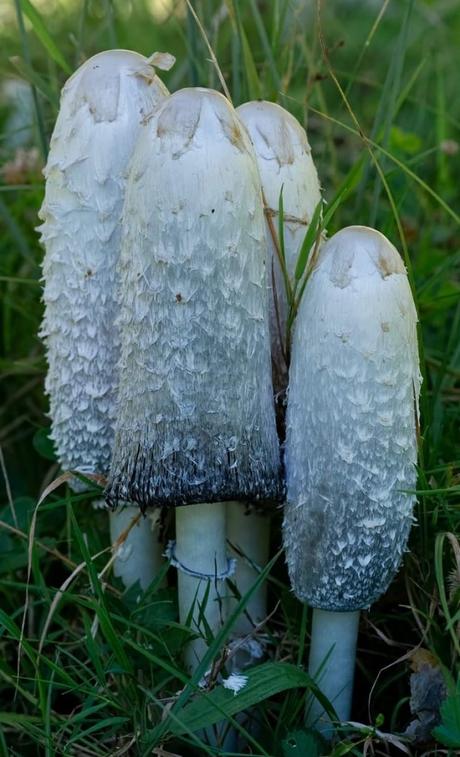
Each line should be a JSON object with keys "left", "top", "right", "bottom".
{"left": 19, "top": 0, "right": 70, "bottom": 74}
{"left": 169, "top": 662, "right": 332, "bottom": 736}
{"left": 294, "top": 199, "right": 323, "bottom": 282}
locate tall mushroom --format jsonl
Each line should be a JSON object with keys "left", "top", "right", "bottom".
{"left": 225, "top": 102, "right": 321, "bottom": 663}
{"left": 39, "top": 49, "right": 172, "bottom": 589}
{"left": 106, "top": 87, "right": 281, "bottom": 671}
{"left": 283, "top": 226, "right": 421, "bottom": 733}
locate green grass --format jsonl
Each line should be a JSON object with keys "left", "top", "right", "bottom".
{"left": 0, "top": 0, "right": 459, "bottom": 754}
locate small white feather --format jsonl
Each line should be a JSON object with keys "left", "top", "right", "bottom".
{"left": 223, "top": 673, "right": 248, "bottom": 695}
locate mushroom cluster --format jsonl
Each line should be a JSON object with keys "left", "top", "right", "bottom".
{"left": 39, "top": 47, "right": 420, "bottom": 738}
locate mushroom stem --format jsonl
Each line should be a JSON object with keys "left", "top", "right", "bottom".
{"left": 306, "top": 609, "right": 360, "bottom": 736}
{"left": 227, "top": 502, "right": 269, "bottom": 649}
{"left": 109, "top": 507, "right": 163, "bottom": 591}
{"left": 175, "top": 502, "right": 228, "bottom": 673}
{"left": 225, "top": 503, "right": 270, "bottom": 750}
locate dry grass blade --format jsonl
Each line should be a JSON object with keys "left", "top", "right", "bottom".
{"left": 17, "top": 483, "right": 48, "bottom": 685}
{"left": 38, "top": 509, "right": 145, "bottom": 652}
{"left": 37, "top": 471, "right": 75, "bottom": 505}
{"left": 38, "top": 471, "right": 106, "bottom": 505}
{"left": 18, "top": 471, "right": 108, "bottom": 680}
{"left": 38, "top": 508, "right": 146, "bottom": 654}
{"left": 367, "top": 644, "right": 423, "bottom": 724}
{"left": 37, "top": 546, "right": 110, "bottom": 655}
{"left": 365, "top": 617, "right": 410, "bottom": 649}
{"left": 111, "top": 510, "right": 142, "bottom": 554}
{"left": 0, "top": 518, "right": 75, "bottom": 569}
{"left": 0, "top": 444, "right": 17, "bottom": 527}
{"left": 347, "top": 722, "right": 412, "bottom": 755}
{"left": 184, "top": 0, "right": 231, "bottom": 102}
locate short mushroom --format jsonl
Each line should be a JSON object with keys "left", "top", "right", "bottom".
{"left": 283, "top": 226, "right": 421, "bottom": 734}
{"left": 106, "top": 87, "right": 281, "bottom": 671}
{"left": 39, "top": 50, "right": 171, "bottom": 590}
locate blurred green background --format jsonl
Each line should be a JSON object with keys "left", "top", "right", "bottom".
{"left": 0, "top": 1, "right": 459, "bottom": 755}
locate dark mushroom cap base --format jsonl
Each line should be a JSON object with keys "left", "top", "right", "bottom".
{"left": 105, "top": 432, "right": 282, "bottom": 511}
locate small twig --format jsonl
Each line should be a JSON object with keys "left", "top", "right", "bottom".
{"left": 0, "top": 517, "right": 74, "bottom": 570}
{"left": 226, "top": 602, "right": 280, "bottom": 663}
{"left": 263, "top": 199, "right": 293, "bottom": 306}
{"left": 366, "top": 630, "right": 426, "bottom": 724}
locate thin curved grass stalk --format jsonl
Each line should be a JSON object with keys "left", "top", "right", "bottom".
{"left": 38, "top": 50, "right": 172, "bottom": 588}
{"left": 283, "top": 226, "right": 421, "bottom": 735}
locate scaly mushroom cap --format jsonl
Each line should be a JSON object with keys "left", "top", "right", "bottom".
{"left": 106, "top": 88, "right": 281, "bottom": 510}
{"left": 39, "top": 50, "right": 168, "bottom": 481}
{"left": 236, "top": 101, "right": 322, "bottom": 397}
{"left": 283, "top": 226, "right": 421, "bottom": 611}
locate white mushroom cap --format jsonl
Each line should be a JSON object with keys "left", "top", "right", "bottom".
{"left": 283, "top": 226, "right": 421, "bottom": 611}
{"left": 39, "top": 50, "right": 169, "bottom": 481}
{"left": 106, "top": 87, "right": 281, "bottom": 510}
{"left": 236, "top": 101, "right": 322, "bottom": 396}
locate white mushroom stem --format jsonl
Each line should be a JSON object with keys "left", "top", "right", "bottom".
{"left": 306, "top": 609, "right": 360, "bottom": 736}
{"left": 226, "top": 502, "right": 269, "bottom": 665}
{"left": 175, "top": 503, "right": 228, "bottom": 673}
{"left": 109, "top": 507, "right": 163, "bottom": 591}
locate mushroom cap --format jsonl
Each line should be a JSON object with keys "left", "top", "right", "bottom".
{"left": 237, "top": 100, "right": 321, "bottom": 224}
{"left": 283, "top": 226, "right": 421, "bottom": 611}
{"left": 106, "top": 87, "right": 281, "bottom": 510}
{"left": 39, "top": 50, "right": 168, "bottom": 481}
{"left": 236, "top": 100, "right": 322, "bottom": 397}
